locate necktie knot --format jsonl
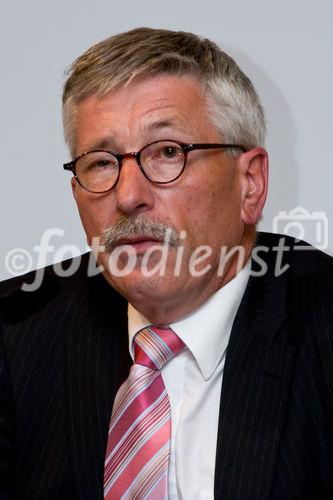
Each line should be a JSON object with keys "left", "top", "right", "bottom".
{"left": 134, "top": 325, "right": 184, "bottom": 370}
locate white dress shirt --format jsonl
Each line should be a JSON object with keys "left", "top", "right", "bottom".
{"left": 127, "top": 261, "right": 250, "bottom": 499}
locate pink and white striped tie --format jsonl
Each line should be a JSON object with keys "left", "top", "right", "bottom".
{"left": 103, "top": 325, "right": 184, "bottom": 499}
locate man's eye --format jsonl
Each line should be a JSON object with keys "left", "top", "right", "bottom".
{"left": 95, "top": 159, "right": 113, "bottom": 168}
{"left": 151, "top": 145, "right": 182, "bottom": 161}
{"left": 86, "top": 158, "right": 117, "bottom": 170}
{"left": 161, "top": 146, "right": 179, "bottom": 158}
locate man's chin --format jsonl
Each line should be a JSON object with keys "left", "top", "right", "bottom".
{"left": 101, "top": 264, "right": 174, "bottom": 305}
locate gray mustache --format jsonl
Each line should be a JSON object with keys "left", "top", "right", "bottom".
{"left": 100, "top": 215, "right": 179, "bottom": 251}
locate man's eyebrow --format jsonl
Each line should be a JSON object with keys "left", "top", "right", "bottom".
{"left": 145, "top": 119, "right": 174, "bottom": 130}
{"left": 83, "top": 138, "right": 117, "bottom": 152}
{"left": 144, "top": 118, "right": 186, "bottom": 134}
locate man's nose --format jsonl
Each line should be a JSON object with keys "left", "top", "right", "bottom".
{"left": 114, "top": 157, "right": 155, "bottom": 214}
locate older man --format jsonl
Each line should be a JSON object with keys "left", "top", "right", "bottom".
{"left": 1, "top": 28, "right": 333, "bottom": 500}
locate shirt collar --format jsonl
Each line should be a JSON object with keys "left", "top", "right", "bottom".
{"left": 127, "top": 259, "right": 251, "bottom": 381}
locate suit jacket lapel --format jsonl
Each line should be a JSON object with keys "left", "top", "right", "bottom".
{"left": 214, "top": 236, "right": 296, "bottom": 499}
{"left": 65, "top": 268, "right": 131, "bottom": 499}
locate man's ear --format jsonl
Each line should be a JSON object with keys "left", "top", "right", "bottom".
{"left": 71, "top": 177, "right": 77, "bottom": 200}
{"left": 239, "top": 147, "right": 269, "bottom": 225}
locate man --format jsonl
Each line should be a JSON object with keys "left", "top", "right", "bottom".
{"left": 0, "top": 27, "right": 333, "bottom": 500}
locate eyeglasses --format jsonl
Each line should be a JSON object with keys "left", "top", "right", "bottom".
{"left": 63, "top": 139, "right": 247, "bottom": 194}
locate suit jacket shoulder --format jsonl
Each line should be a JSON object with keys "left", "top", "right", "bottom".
{"left": 0, "top": 252, "right": 131, "bottom": 499}
{"left": 214, "top": 232, "right": 333, "bottom": 499}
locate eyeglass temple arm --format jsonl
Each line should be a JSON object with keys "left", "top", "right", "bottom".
{"left": 184, "top": 143, "right": 247, "bottom": 152}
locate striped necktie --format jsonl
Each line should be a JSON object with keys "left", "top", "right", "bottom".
{"left": 104, "top": 325, "right": 184, "bottom": 499}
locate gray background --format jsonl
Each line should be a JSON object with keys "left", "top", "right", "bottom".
{"left": 1, "top": 0, "right": 332, "bottom": 280}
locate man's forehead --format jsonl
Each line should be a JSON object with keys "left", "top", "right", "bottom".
{"left": 75, "top": 76, "right": 213, "bottom": 151}
{"left": 78, "top": 74, "right": 204, "bottom": 114}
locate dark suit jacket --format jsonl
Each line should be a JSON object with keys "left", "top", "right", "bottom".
{"left": 0, "top": 232, "right": 333, "bottom": 499}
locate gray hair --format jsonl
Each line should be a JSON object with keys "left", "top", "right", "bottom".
{"left": 62, "top": 27, "right": 266, "bottom": 156}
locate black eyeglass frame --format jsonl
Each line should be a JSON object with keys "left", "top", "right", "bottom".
{"left": 63, "top": 140, "right": 247, "bottom": 194}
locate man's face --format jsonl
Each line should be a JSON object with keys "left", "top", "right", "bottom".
{"left": 72, "top": 75, "right": 265, "bottom": 322}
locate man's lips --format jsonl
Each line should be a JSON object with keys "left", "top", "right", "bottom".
{"left": 113, "top": 236, "right": 164, "bottom": 249}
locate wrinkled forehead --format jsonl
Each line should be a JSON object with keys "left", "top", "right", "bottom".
{"left": 73, "top": 75, "right": 217, "bottom": 154}
{"left": 64, "top": 73, "right": 202, "bottom": 156}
